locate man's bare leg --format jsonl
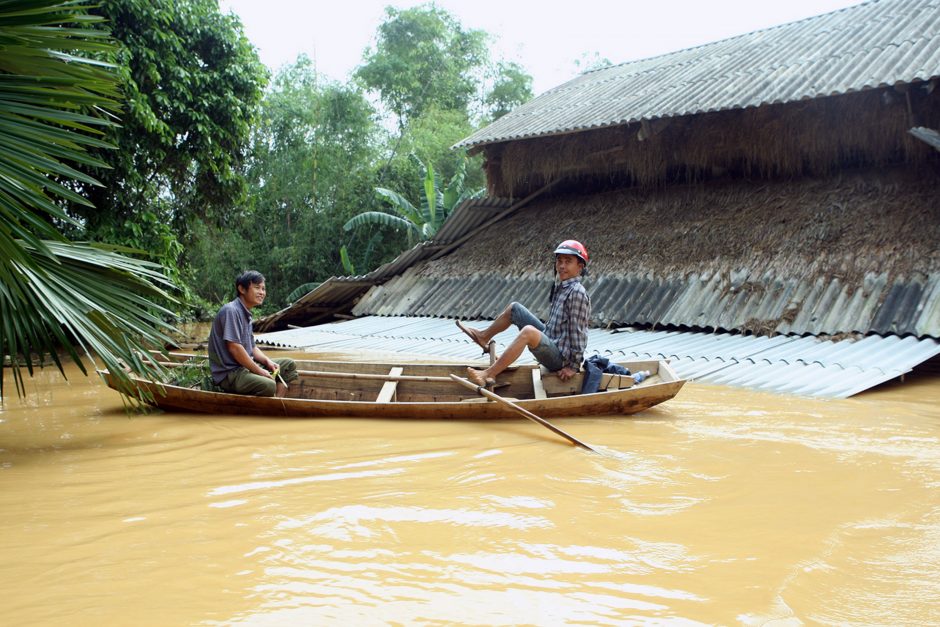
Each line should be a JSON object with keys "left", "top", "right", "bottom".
{"left": 458, "top": 303, "right": 515, "bottom": 350}
{"left": 466, "top": 326, "right": 541, "bottom": 386}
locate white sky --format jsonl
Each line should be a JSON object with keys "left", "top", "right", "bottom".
{"left": 219, "top": 0, "right": 865, "bottom": 95}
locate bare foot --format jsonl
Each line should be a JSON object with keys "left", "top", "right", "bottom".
{"left": 466, "top": 367, "right": 493, "bottom": 387}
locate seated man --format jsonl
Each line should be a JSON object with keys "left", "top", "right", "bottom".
{"left": 458, "top": 240, "right": 591, "bottom": 386}
{"left": 208, "top": 270, "right": 298, "bottom": 397}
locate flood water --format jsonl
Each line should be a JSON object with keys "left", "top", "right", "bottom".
{"left": 1, "top": 355, "right": 938, "bottom": 626}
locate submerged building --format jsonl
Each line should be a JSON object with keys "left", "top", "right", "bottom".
{"left": 257, "top": 0, "right": 940, "bottom": 397}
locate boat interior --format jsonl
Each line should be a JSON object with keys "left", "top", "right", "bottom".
{"left": 160, "top": 353, "right": 676, "bottom": 403}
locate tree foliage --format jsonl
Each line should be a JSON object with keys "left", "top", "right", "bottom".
{"left": 74, "top": 0, "right": 267, "bottom": 284}
{"left": 0, "top": 0, "right": 179, "bottom": 399}
{"left": 9, "top": 2, "right": 537, "bottom": 320}
{"left": 485, "top": 61, "right": 534, "bottom": 121}
{"left": 185, "top": 56, "right": 389, "bottom": 309}
{"left": 355, "top": 4, "right": 488, "bottom": 128}
{"left": 345, "top": 155, "right": 482, "bottom": 245}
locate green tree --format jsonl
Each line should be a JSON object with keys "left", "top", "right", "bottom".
{"left": 355, "top": 4, "right": 488, "bottom": 129}
{"left": 345, "top": 155, "right": 482, "bottom": 245}
{"left": 73, "top": 0, "right": 267, "bottom": 290}
{"left": 0, "top": 0, "right": 178, "bottom": 399}
{"left": 186, "top": 56, "right": 387, "bottom": 310}
{"left": 354, "top": 3, "right": 528, "bottom": 216}
{"left": 383, "top": 106, "right": 483, "bottom": 193}
{"left": 485, "top": 61, "right": 533, "bottom": 121}
{"left": 356, "top": 4, "right": 534, "bottom": 127}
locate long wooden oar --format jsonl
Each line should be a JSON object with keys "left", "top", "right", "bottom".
{"left": 449, "top": 374, "right": 596, "bottom": 452}
{"left": 153, "top": 360, "right": 448, "bottom": 383}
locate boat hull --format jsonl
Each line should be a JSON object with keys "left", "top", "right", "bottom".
{"left": 100, "top": 357, "right": 685, "bottom": 419}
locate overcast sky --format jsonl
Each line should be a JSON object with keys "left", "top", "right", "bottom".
{"left": 219, "top": 0, "right": 865, "bottom": 95}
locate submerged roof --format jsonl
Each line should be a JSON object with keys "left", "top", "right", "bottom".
{"left": 353, "top": 268, "right": 940, "bottom": 340}
{"left": 457, "top": 0, "right": 940, "bottom": 150}
{"left": 350, "top": 170, "right": 940, "bottom": 340}
{"left": 256, "top": 316, "right": 940, "bottom": 398}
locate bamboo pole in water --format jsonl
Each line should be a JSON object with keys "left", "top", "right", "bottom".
{"left": 449, "top": 374, "right": 596, "bottom": 452}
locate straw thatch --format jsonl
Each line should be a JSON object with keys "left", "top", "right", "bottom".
{"left": 482, "top": 86, "right": 939, "bottom": 198}
{"left": 425, "top": 165, "right": 939, "bottom": 286}
{"left": 347, "top": 165, "right": 939, "bottom": 337}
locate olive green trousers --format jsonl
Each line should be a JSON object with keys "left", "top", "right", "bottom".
{"left": 219, "top": 357, "right": 298, "bottom": 397}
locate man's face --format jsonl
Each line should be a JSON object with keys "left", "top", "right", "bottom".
{"left": 239, "top": 280, "right": 266, "bottom": 309}
{"left": 555, "top": 254, "right": 583, "bottom": 281}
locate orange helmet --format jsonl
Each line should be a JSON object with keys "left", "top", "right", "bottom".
{"left": 554, "top": 239, "right": 589, "bottom": 265}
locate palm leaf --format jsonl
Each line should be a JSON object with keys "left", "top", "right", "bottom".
{"left": 373, "top": 187, "right": 424, "bottom": 226}
{"left": 343, "top": 209, "right": 421, "bottom": 237}
{"left": 339, "top": 244, "right": 355, "bottom": 275}
{"left": 1, "top": 240, "right": 178, "bottom": 400}
{"left": 0, "top": 0, "right": 118, "bottom": 247}
{"left": 287, "top": 282, "right": 321, "bottom": 303}
{"left": 0, "top": 1, "right": 180, "bottom": 401}
{"left": 422, "top": 159, "right": 439, "bottom": 232}
{"left": 441, "top": 159, "right": 465, "bottom": 211}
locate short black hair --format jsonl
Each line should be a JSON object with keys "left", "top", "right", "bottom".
{"left": 235, "top": 270, "right": 265, "bottom": 296}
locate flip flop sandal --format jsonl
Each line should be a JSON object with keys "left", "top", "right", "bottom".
{"left": 455, "top": 319, "right": 489, "bottom": 353}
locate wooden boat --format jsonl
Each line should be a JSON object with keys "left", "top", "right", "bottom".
{"left": 99, "top": 354, "right": 685, "bottom": 419}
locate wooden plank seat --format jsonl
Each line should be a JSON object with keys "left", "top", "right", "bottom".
{"left": 376, "top": 367, "right": 404, "bottom": 402}
{"left": 531, "top": 368, "right": 548, "bottom": 400}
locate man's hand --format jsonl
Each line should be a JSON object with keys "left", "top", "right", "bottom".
{"left": 557, "top": 366, "right": 577, "bottom": 381}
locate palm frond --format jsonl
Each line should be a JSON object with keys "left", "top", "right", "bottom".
{"left": 0, "top": 0, "right": 119, "bottom": 247}
{"left": 373, "top": 187, "right": 424, "bottom": 225}
{"left": 0, "top": 1, "right": 181, "bottom": 402}
{"left": 287, "top": 282, "right": 321, "bottom": 303}
{"left": 339, "top": 245, "right": 355, "bottom": 275}
{"left": 442, "top": 157, "right": 468, "bottom": 210}
{"left": 343, "top": 209, "right": 421, "bottom": 237}
{"left": 422, "top": 159, "right": 439, "bottom": 231}
{"left": 1, "top": 240, "right": 178, "bottom": 399}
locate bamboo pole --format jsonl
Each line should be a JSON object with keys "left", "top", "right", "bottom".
{"left": 449, "top": 374, "right": 596, "bottom": 452}
{"left": 297, "top": 369, "right": 454, "bottom": 383}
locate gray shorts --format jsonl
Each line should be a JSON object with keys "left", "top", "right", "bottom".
{"left": 509, "top": 302, "right": 564, "bottom": 371}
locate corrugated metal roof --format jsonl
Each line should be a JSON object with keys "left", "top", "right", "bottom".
{"left": 456, "top": 0, "right": 940, "bottom": 150}
{"left": 352, "top": 268, "right": 940, "bottom": 340}
{"left": 255, "top": 316, "right": 940, "bottom": 398}
{"left": 432, "top": 196, "right": 515, "bottom": 244}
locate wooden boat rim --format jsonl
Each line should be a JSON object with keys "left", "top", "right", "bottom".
{"left": 100, "top": 369, "right": 683, "bottom": 408}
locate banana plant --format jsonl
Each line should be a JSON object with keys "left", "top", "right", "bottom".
{"left": 344, "top": 155, "right": 482, "bottom": 246}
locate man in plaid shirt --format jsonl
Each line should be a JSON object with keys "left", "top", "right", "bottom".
{"left": 459, "top": 240, "right": 591, "bottom": 386}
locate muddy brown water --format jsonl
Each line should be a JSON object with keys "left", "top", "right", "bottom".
{"left": 1, "top": 355, "right": 938, "bottom": 626}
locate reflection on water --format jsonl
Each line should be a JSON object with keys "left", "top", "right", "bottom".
{"left": 0, "top": 359, "right": 938, "bottom": 625}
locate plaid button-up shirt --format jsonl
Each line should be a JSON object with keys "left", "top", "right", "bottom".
{"left": 544, "top": 277, "right": 591, "bottom": 370}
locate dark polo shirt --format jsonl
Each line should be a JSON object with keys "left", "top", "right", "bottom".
{"left": 208, "top": 297, "right": 254, "bottom": 384}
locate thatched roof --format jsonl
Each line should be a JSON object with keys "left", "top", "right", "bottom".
{"left": 480, "top": 85, "right": 939, "bottom": 197}
{"left": 352, "top": 166, "right": 940, "bottom": 339}
{"left": 427, "top": 169, "right": 938, "bottom": 280}
{"left": 457, "top": 0, "right": 940, "bottom": 151}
